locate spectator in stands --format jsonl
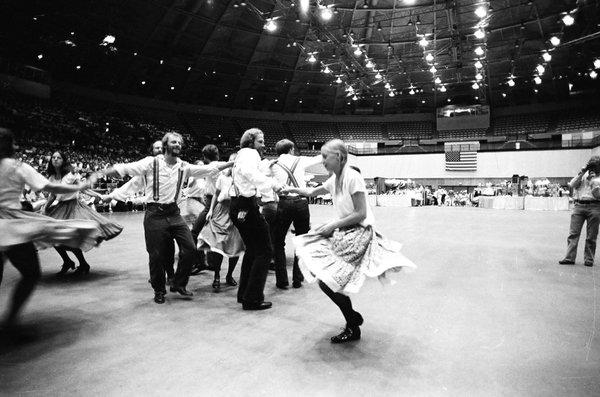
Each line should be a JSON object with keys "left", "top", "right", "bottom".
{"left": 559, "top": 156, "right": 600, "bottom": 267}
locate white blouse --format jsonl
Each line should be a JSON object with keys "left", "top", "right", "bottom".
{"left": 0, "top": 159, "right": 49, "bottom": 210}
{"left": 231, "top": 148, "right": 277, "bottom": 198}
{"left": 322, "top": 166, "right": 374, "bottom": 227}
{"left": 49, "top": 172, "right": 80, "bottom": 202}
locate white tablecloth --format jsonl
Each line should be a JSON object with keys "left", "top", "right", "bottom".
{"left": 478, "top": 196, "right": 524, "bottom": 210}
{"left": 524, "top": 196, "right": 570, "bottom": 211}
{"left": 369, "top": 195, "right": 413, "bottom": 207}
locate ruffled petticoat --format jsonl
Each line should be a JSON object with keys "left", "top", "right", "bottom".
{"left": 293, "top": 225, "right": 416, "bottom": 295}
{"left": 0, "top": 207, "right": 101, "bottom": 251}
{"left": 197, "top": 200, "right": 244, "bottom": 258}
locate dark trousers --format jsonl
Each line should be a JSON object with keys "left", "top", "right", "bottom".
{"left": 230, "top": 196, "right": 271, "bottom": 304}
{"left": 273, "top": 197, "right": 309, "bottom": 286}
{"left": 260, "top": 201, "right": 278, "bottom": 263}
{"left": 144, "top": 204, "right": 195, "bottom": 293}
{"left": 565, "top": 203, "right": 600, "bottom": 264}
{"left": 1, "top": 243, "right": 41, "bottom": 324}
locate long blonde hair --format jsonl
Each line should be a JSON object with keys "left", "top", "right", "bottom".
{"left": 321, "top": 139, "right": 348, "bottom": 195}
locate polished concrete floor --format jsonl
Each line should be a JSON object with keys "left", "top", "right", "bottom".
{"left": 0, "top": 205, "right": 599, "bottom": 396}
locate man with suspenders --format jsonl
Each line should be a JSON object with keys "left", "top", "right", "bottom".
{"left": 270, "top": 139, "right": 322, "bottom": 289}
{"left": 104, "top": 133, "right": 232, "bottom": 304}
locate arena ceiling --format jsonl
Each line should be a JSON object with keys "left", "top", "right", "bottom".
{"left": 2, "top": 0, "right": 600, "bottom": 114}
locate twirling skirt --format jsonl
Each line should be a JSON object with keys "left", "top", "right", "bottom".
{"left": 179, "top": 197, "right": 204, "bottom": 224}
{"left": 293, "top": 225, "right": 416, "bottom": 295}
{"left": 46, "top": 199, "right": 123, "bottom": 248}
{"left": 0, "top": 207, "right": 101, "bottom": 251}
{"left": 197, "top": 200, "right": 245, "bottom": 258}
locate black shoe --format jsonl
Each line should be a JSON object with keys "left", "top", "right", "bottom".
{"left": 73, "top": 263, "right": 90, "bottom": 275}
{"left": 559, "top": 259, "right": 575, "bottom": 265}
{"left": 242, "top": 301, "right": 272, "bottom": 311}
{"left": 57, "top": 260, "right": 76, "bottom": 276}
{"left": 167, "top": 277, "right": 174, "bottom": 288}
{"left": 276, "top": 283, "right": 289, "bottom": 290}
{"left": 292, "top": 280, "right": 302, "bottom": 289}
{"left": 170, "top": 286, "right": 193, "bottom": 296}
{"left": 331, "top": 326, "right": 361, "bottom": 344}
{"left": 585, "top": 262, "right": 594, "bottom": 267}
{"left": 225, "top": 275, "right": 237, "bottom": 286}
{"left": 154, "top": 292, "right": 165, "bottom": 304}
{"left": 212, "top": 279, "right": 221, "bottom": 292}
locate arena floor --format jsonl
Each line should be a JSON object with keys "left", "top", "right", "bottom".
{"left": 0, "top": 205, "right": 599, "bottom": 396}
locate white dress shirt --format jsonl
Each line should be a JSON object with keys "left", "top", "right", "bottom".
{"left": 271, "top": 153, "right": 322, "bottom": 196}
{"left": 113, "top": 156, "right": 218, "bottom": 204}
{"left": 0, "top": 159, "right": 49, "bottom": 210}
{"left": 231, "top": 148, "right": 277, "bottom": 198}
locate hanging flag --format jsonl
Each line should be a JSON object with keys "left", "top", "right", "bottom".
{"left": 445, "top": 142, "right": 479, "bottom": 171}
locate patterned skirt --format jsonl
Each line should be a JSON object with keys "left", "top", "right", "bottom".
{"left": 0, "top": 207, "right": 101, "bottom": 251}
{"left": 198, "top": 200, "right": 245, "bottom": 258}
{"left": 46, "top": 199, "right": 123, "bottom": 248}
{"left": 294, "top": 225, "right": 416, "bottom": 294}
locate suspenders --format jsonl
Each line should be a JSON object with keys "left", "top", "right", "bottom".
{"left": 272, "top": 157, "right": 301, "bottom": 188}
{"left": 150, "top": 157, "right": 185, "bottom": 204}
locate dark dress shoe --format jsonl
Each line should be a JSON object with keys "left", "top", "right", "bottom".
{"left": 292, "top": 280, "right": 302, "bottom": 288}
{"left": 73, "top": 263, "right": 90, "bottom": 275}
{"left": 585, "top": 262, "right": 594, "bottom": 267}
{"left": 170, "top": 286, "right": 193, "bottom": 296}
{"left": 331, "top": 326, "right": 361, "bottom": 344}
{"left": 225, "top": 275, "right": 237, "bottom": 286}
{"left": 276, "top": 283, "right": 289, "bottom": 290}
{"left": 212, "top": 279, "right": 221, "bottom": 292}
{"left": 154, "top": 292, "right": 166, "bottom": 304}
{"left": 57, "top": 260, "right": 76, "bottom": 276}
{"left": 190, "top": 265, "right": 204, "bottom": 275}
{"left": 242, "top": 301, "right": 272, "bottom": 311}
{"left": 558, "top": 259, "right": 575, "bottom": 265}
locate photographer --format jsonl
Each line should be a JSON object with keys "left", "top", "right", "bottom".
{"left": 559, "top": 156, "right": 600, "bottom": 267}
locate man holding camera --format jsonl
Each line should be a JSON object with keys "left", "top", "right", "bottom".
{"left": 559, "top": 156, "right": 600, "bottom": 267}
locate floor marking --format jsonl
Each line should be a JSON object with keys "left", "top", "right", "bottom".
{"left": 585, "top": 265, "right": 598, "bottom": 362}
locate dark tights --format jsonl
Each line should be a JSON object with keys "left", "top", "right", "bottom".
{"left": 212, "top": 253, "right": 238, "bottom": 280}
{"left": 318, "top": 281, "right": 362, "bottom": 327}
{"left": 55, "top": 246, "right": 89, "bottom": 267}
{"left": 1, "top": 243, "right": 41, "bottom": 326}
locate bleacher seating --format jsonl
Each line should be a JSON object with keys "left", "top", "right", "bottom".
{"left": 337, "top": 122, "right": 382, "bottom": 141}
{"left": 287, "top": 121, "right": 339, "bottom": 147}
{"left": 386, "top": 121, "right": 434, "bottom": 140}
{"left": 552, "top": 110, "right": 600, "bottom": 133}
{"left": 438, "top": 129, "right": 488, "bottom": 140}
{"left": 492, "top": 112, "right": 552, "bottom": 136}
{"left": 236, "top": 118, "right": 288, "bottom": 154}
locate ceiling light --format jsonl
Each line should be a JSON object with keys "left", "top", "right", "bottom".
{"left": 409, "top": 88, "right": 415, "bottom": 95}
{"left": 475, "top": 6, "right": 487, "bottom": 18}
{"left": 389, "top": 91, "right": 395, "bottom": 97}
{"left": 375, "top": 72, "right": 382, "bottom": 79}
{"left": 472, "top": 82, "right": 480, "bottom": 89}
{"left": 429, "top": 65, "right": 437, "bottom": 74}
{"left": 507, "top": 79, "right": 515, "bottom": 87}
{"left": 141, "top": 80, "right": 146, "bottom": 85}
{"left": 594, "top": 59, "right": 600, "bottom": 69}
{"left": 365, "top": 59, "right": 374, "bottom": 68}
{"left": 354, "top": 47, "right": 362, "bottom": 56}
{"left": 170, "top": 86, "right": 175, "bottom": 90}
{"left": 300, "top": 0, "right": 309, "bottom": 13}
{"left": 320, "top": 6, "right": 333, "bottom": 21}
{"left": 440, "top": 85, "right": 447, "bottom": 92}
{"left": 425, "top": 53, "right": 434, "bottom": 63}
{"left": 474, "top": 60, "right": 483, "bottom": 69}
{"left": 308, "top": 54, "right": 317, "bottom": 63}
{"left": 76, "top": 65, "right": 81, "bottom": 70}
{"left": 335, "top": 76, "right": 342, "bottom": 84}
{"left": 384, "top": 82, "right": 391, "bottom": 89}
{"left": 502, "top": 92, "right": 507, "bottom": 97}
{"left": 323, "top": 66, "right": 331, "bottom": 74}
{"left": 264, "top": 19, "right": 277, "bottom": 32}
{"left": 475, "top": 73, "right": 483, "bottom": 81}
{"left": 536, "top": 64, "right": 545, "bottom": 75}
{"left": 474, "top": 46, "right": 484, "bottom": 56}
{"left": 590, "top": 70, "right": 598, "bottom": 79}
{"left": 550, "top": 36, "right": 561, "bottom": 46}
{"left": 534, "top": 76, "right": 542, "bottom": 85}
{"left": 419, "top": 37, "right": 429, "bottom": 47}
{"left": 474, "top": 29, "right": 485, "bottom": 39}
{"left": 352, "top": 94, "right": 358, "bottom": 101}
{"left": 562, "top": 14, "right": 575, "bottom": 26}
{"left": 542, "top": 52, "right": 552, "bottom": 62}
{"left": 434, "top": 77, "right": 441, "bottom": 84}
{"left": 37, "top": 54, "right": 43, "bottom": 60}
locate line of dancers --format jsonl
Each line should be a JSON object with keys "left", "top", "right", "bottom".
{"left": 0, "top": 127, "right": 415, "bottom": 343}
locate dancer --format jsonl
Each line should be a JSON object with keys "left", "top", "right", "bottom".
{"left": 270, "top": 139, "right": 322, "bottom": 289}
{"left": 197, "top": 153, "right": 244, "bottom": 292}
{"left": 0, "top": 128, "right": 100, "bottom": 331}
{"left": 230, "top": 128, "right": 282, "bottom": 310}
{"left": 102, "top": 140, "right": 177, "bottom": 283}
{"left": 45, "top": 151, "right": 123, "bottom": 275}
{"left": 282, "top": 139, "right": 416, "bottom": 343}
{"left": 559, "top": 156, "right": 600, "bottom": 267}
{"left": 103, "top": 132, "right": 231, "bottom": 304}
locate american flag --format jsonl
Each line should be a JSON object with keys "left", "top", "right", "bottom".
{"left": 445, "top": 150, "right": 477, "bottom": 171}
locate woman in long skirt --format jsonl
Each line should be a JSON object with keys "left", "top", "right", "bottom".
{"left": 198, "top": 154, "right": 244, "bottom": 292}
{"left": 282, "top": 139, "right": 416, "bottom": 344}
{"left": 45, "top": 151, "right": 123, "bottom": 275}
{"left": 0, "top": 128, "right": 100, "bottom": 331}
